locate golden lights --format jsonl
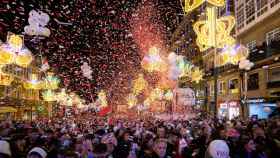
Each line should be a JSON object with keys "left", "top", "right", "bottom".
{"left": 43, "top": 72, "right": 60, "bottom": 90}
{"left": 141, "top": 47, "right": 167, "bottom": 73}
{"left": 132, "top": 74, "right": 148, "bottom": 95}
{"left": 193, "top": 7, "right": 235, "bottom": 51}
{"left": 23, "top": 74, "right": 42, "bottom": 90}
{"left": 191, "top": 67, "right": 203, "bottom": 83}
{"left": 127, "top": 94, "right": 138, "bottom": 108}
{"left": 42, "top": 90, "right": 56, "bottom": 102}
{"left": 183, "top": 0, "right": 225, "bottom": 13}
{"left": 0, "top": 33, "right": 33, "bottom": 67}
{"left": 216, "top": 45, "right": 249, "bottom": 66}
{"left": 98, "top": 90, "right": 108, "bottom": 108}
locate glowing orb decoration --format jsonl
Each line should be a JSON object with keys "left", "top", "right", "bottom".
{"left": 23, "top": 74, "right": 42, "bottom": 89}
{"left": 24, "top": 10, "right": 51, "bottom": 37}
{"left": 141, "top": 47, "right": 167, "bottom": 73}
{"left": 8, "top": 34, "right": 23, "bottom": 50}
{"left": 43, "top": 72, "right": 60, "bottom": 90}
{"left": 98, "top": 90, "right": 108, "bottom": 108}
{"left": 193, "top": 7, "right": 235, "bottom": 51}
{"left": 184, "top": 0, "right": 225, "bottom": 13}
{"left": 191, "top": 67, "right": 203, "bottom": 83}
{"left": 42, "top": 90, "right": 56, "bottom": 102}
{"left": 127, "top": 93, "right": 138, "bottom": 108}
{"left": 132, "top": 74, "right": 148, "bottom": 95}
{"left": 0, "top": 33, "right": 33, "bottom": 67}
{"left": 217, "top": 44, "right": 250, "bottom": 67}
{"left": 239, "top": 59, "right": 254, "bottom": 70}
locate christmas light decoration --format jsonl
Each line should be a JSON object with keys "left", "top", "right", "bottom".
{"left": 0, "top": 33, "right": 33, "bottom": 67}
{"left": 23, "top": 74, "right": 42, "bottom": 89}
{"left": 0, "top": 73, "right": 14, "bottom": 86}
{"left": 42, "top": 90, "right": 56, "bottom": 102}
{"left": 193, "top": 7, "right": 235, "bottom": 51}
{"left": 179, "top": 61, "right": 194, "bottom": 77}
{"left": 141, "top": 46, "right": 167, "bottom": 73}
{"left": 144, "top": 98, "right": 151, "bottom": 108}
{"left": 0, "top": 66, "right": 14, "bottom": 86}
{"left": 98, "top": 90, "right": 107, "bottom": 108}
{"left": 43, "top": 72, "right": 60, "bottom": 90}
{"left": 191, "top": 67, "right": 203, "bottom": 83}
{"left": 216, "top": 44, "right": 249, "bottom": 66}
{"left": 132, "top": 74, "right": 148, "bottom": 95}
{"left": 183, "top": 0, "right": 225, "bottom": 13}
{"left": 127, "top": 93, "right": 138, "bottom": 108}
{"left": 164, "top": 90, "right": 173, "bottom": 101}
{"left": 150, "top": 87, "right": 164, "bottom": 101}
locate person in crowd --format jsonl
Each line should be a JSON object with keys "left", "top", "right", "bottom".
{"left": 0, "top": 109, "right": 279, "bottom": 158}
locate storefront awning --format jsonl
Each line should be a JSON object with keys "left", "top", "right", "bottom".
{"left": 0, "top": 106, "right": 17, "bottom": 113}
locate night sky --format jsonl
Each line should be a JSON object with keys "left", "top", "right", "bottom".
{"left": 0, "top": 0, "right": 183, "bottom": 104}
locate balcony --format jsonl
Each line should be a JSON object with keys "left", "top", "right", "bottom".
{"left": 249, "top": 39, "right": 280, "bottom": 62}
{"left": 267, "top": 81, "right": 280, "bottom": 89}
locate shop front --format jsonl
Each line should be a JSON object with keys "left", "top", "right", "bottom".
{"left": 246, "top": 98, "right": 277, "bottom": 119}
{"left": 218, "top": 101, "right": 240, "bottom": 120}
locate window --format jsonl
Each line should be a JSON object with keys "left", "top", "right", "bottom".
{"left": 246, "top": 0, "right": 255, "bottom": 24}
{"left": 218, "top": 81, "right": 226, "bottom": 94}
{"left": 266, "top": 27, "right": 280, "bottom": 45}
{"left": 248, "top": 73, "right": 259, "bottom": 90}
{"left": 209, "top": 83, "right": 214, "bottom": 96}
{"left": 229, "top": 79, "right": 239, "bottom": 93}
{"left": 270, "top": 0, "right": 280, "bottom": 8}
{"left": 247, "top": 40, "right": 257, "bottom": 51}
{"left": 268, "top": 67, "right": 280, "bottom": 82}
{"left": 236, "top": 4, "right": 245, "bottom": 30}
{"left": 256, "top": 0, "right": 268, "bottom": 16}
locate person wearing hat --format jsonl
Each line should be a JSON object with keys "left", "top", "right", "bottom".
{"left": 0, "top": 140, "right": 11, "bottom": 158}
{"left": 27, "top": 147, "right": 47, "bottom": 158}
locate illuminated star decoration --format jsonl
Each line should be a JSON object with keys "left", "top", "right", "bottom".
{"left": 0, "top": 33, "right": 33, "bottom": 67}
{"left": 193, "top": 7, "right": 236, "bottom": 51}
{"left": 191, "top": 67, "right": 203, "bottom": 83}
{"left": 141, "top": 47, "right": 167, "bottom": 73}
{"left": 132, "top": 73, "right": 148, "bottom": 95}
{"left": 183, "top": 0, "right": 225, "bottom": 13}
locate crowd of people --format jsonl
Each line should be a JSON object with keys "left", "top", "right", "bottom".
{"left": 0, "top": 109, "right": 279, "bottom": 158}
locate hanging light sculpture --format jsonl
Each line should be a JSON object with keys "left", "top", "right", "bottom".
{"left": 0, "top": 33, "right": 33, "bottom": 67}
{"left": 193, "top": 7, "right": 236, "bottom": 51}
{"left": 183, "top": 0, "right": 225, "bottom": 13}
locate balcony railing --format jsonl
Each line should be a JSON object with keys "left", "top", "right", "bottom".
{"left": 249, "top": 40, "right": 280, "bottom": 62}
{"left": 267, "top": 81, "right": 280, "bottom": 89}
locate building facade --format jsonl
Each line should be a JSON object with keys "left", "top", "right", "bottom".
{"left": 204, "top": 0, "right": 280, "bottom": 119}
